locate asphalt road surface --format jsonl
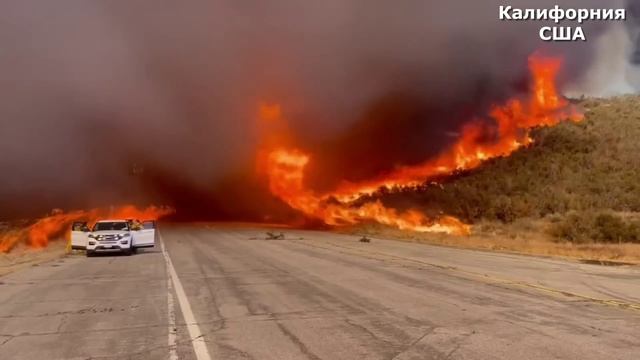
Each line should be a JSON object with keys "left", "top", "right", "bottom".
{"left": 1, "top": 225, "right": 640, "bottom": 360}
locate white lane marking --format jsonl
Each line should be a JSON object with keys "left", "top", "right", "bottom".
{"left": 164, "top": 246, "right": 179, "bottom": 360}
{"left": 160, "top": 233, "right": 213, "bottom": 360}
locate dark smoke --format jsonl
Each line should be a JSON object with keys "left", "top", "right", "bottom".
{"left": 0, "top": 1, "right": 618, "bottom": 220}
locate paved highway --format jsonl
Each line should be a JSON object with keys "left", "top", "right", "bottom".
{"left": 1, "top": 225, "right": 640, "bottom": 359}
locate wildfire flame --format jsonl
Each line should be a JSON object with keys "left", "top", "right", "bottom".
{"left": 0, "top": 205, "right": 174, "bottom": 253}
{"left": 0, "top": 55, "right": 582, "bottom": 252}
{"left": 259, "top": 54, "right": 583, "bottom": 235}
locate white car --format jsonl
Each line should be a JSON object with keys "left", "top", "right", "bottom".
{"left": 71, "top": 219, "right": 157, "bottom": 256}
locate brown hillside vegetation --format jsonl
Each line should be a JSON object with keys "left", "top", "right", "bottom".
{"left": 354, "top": 96, "right": 640, "bottom": 260}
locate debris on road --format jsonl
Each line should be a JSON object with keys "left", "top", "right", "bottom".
{"left": 266, "top": 232, "right": 285, "bottom": 240}
{"left": 248, "top": 232, "right": 305, "bottom": 240}
{"left": 359, "top": 236, "right": 371, "bottom": 243}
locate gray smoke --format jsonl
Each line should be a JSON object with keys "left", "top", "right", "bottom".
{"left": 565, "top": 0, "right": 640, "bottom": 96}
{"left": 0, "top": 1, "right": 623, "bottom": 219}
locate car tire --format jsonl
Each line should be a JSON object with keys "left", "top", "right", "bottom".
{"left": 86, "top": 251, "right": 94, "bottom": 257}
{"left": 124, "top": 247, "right": 133, "bottom": 256}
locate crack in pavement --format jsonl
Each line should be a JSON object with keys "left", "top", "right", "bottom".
{"left": 276, "top": 321, "right": 323, "bottom": 360}
{"left": 344, "top": 318, "right": 402, "bottom": 351}
{"left": 56, "top": 314, "right": 68, "bottom": 333}
{"left": 0, "top": 335, "right": 14, "bottom": 347}
{"left": 83, "top": 321, "right": 241, "bottom": 360}
{"left": 215, "top": 342, "right": 256, "bottom": 360}
{"left": 1, "top": 313, "right": 367, "bottom": 342}
{"left": 390, "top": 327, "right": 438, "bottom": 360}
{"left": 0, "top": 320, "right": 223, "bottom": 339}
{"left": 0, "top": 295, "right": 167, "bottom": 306}
{"left": 442, "top": 331, "right": 476, "bottom": 360}
{"left": 0, "top": 305, "right": 123, "bottom": 319}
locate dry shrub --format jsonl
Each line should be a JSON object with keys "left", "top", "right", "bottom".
{"left": 549, "top": 211, "right": 640, "bottom": 244}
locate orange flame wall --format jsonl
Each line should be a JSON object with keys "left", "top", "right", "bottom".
{"left": 259, "top": 54, "right": 583, "bottom": 235}
{"left": 0, "top": 205, "right": 174, "bottom": 253}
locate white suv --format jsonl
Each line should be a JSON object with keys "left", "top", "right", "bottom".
{"left": 71, "top": 219, "right": 156, "bottom": 257}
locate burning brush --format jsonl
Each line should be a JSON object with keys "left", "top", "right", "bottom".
{"left": 0, "top": 205, "right": 174, "bottom": 253}
{"left": 258, "top": 54, "right": 582, "bottom": 235}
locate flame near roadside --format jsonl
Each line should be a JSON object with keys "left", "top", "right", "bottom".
{"left": 259, "top": 54, "right": 583, "bottom": 235}
{"left": 0, "top": 55, "right": 583, "bottom": 252}
{"left": 0, "top": 205, "right": 174, "bottom": 253}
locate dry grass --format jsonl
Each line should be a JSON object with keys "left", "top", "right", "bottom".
{"left": 0, "top": 239, "right": 67, "bottom": 277}
{"left": 346, "top": 218, "right": 640, "bottom": 264}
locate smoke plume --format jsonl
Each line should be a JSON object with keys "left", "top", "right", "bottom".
{"left": 0, "top": 1, "right": 624, "bottom": 221}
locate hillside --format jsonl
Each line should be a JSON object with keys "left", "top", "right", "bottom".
{"left": 368, "top": 96, "right": 640, "bottom": 245}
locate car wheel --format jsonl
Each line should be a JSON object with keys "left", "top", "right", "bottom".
{"left": 124, "top": 247, "right": 133, "bottom": 256}
{"left": 86, "top": 251, "right": 94, "bottom": 257}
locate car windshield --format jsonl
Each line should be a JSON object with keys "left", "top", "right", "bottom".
{"left": 93, "top": 222, "right": 129, "bottom": 231}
